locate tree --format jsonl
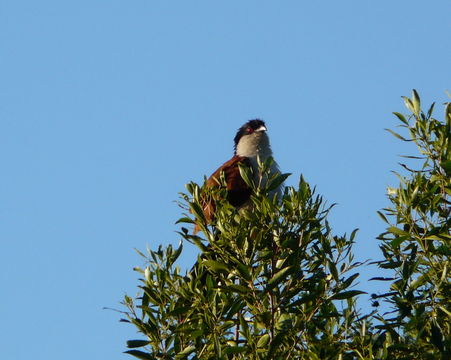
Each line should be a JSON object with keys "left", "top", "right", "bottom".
{"left": 121, "top": 160, "right": 364, "bottom": 359}
{"left": 373, "top": 91, "right": 451, "bottom": 359}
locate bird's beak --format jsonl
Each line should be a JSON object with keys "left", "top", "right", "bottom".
{"left": 255, "top": 125, "right": 267, "bottom": 132}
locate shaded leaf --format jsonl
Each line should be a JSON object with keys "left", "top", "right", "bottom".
{"left": 223, "top": 346, "right": 246, "bottom": 354}
{"left": 124, "top": 350, "right": 155, "bottom": 360}
{"left": 267, "top": 266, "right": 293, "bottom": 290}
{"left": 126, "top": 340, "right": 150, "bottom": 349}
{"left": 202, "top": 259, "right": 229, "bottom": 273}
{"left": 267, "top": 173, "right": 291, "bottom": 192}
{"left": 330, "top": 290, "right": 366, "bottom": 300}
{"left": 393, "top": 111, "right": 408, "bottom": 125}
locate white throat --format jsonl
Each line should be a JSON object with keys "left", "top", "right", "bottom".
{"left": 236, "top": 131, "right": 273, "bottom": 160}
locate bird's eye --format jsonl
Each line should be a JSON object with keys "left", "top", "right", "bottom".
{"left": 246, "top": 127, "right": 254, "bottom": 133}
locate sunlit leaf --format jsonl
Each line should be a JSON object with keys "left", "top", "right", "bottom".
{"left": 412, "top": 89, "right": 421, "bottom": 115}
{"left": 175, "top": 346, "right": 196, "bottom": 359}
{"left": 257, "top": 333, "right": 270, "bottom": 348}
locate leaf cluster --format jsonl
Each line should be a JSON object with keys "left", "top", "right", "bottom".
{"left": 122, "top": 161, "right": 366, "bottom": 359}
{"left": 374, "top": 90, "right": 451, "bottom": 359}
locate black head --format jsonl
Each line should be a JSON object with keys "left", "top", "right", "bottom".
{"left": 233, "top": 119, "right": 267, "bottom": 150}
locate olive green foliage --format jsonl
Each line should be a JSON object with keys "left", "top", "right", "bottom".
{"left": 122, "top": 159, "right": 365, "bottom": 359}
{"left": 374, "top": 91, "right": 451, "bottom": 359}
{"left": 121, "top": 91, "right": 450, "bottom": 359}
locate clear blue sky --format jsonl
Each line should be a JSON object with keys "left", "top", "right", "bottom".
{"left": 1, "top": 1, "right": 450, "bottom": 359}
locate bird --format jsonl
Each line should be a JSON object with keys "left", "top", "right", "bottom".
{"left": 193, "top": 119, "right": 281, "bottom": 233}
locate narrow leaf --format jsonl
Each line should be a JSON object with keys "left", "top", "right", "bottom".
{"left": 267, "top": 266, "right": 293, "bottom": 290}
{"left": 124, "top": 350, "right": 155, "bottom": 360}
{"left": 267, "top": 173, "right": 291, "bottom": 192}
{"left": 238, "top": 163, "right": 254, "bottom": 188}
{"left": 387, "top": 226, "right": 409, "bottom": 236}
{"left": 127, "top": 340, "right": 150, "bottom": 349}
{"left": 175, "top": 217, "right": 194, "bottom": 224}
{"left": 385, "top": 128, "right": 408, "bottom": 141}
{"left": 391, "top": 235, "right": 409, "bottom": 248}
{"left": 203, "top": 259, "right": 229, "bottom": 273}
{"left": 330, "top": 290, "right": 366, "bottom": 300}
{"left": 377, "top": 211, "right": 389, "bottom": 224}
{"left": 225, "top": 283, "right": 250, "bottom": 294}
{"left": 369, "top": 277, "right": 395, "bottom": 281}
{"left": 393, "top": 112, "right": 408, "bottom": 125}
{"left": 224, "top": 346, "right": 246, "bottom": 354}
{"left": 402, "top": 96, "right": 415, "bottom": 114}
{"left": 175, "top": 346, "right": 196, "bottom": 359}
{"left": 412, "top": 89, "right": 421, "bottom": 115}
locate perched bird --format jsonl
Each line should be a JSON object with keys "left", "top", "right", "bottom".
{"left": 194, "top": 119, "right": 281, "bottom": 233}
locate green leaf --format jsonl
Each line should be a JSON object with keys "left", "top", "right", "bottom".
{"left": 341, "top": 273, "right": 360, "bottom": 290}
{"left": 185, "top": 182, "right": 194, "bottom": 194}
{"left": 225, "top": 283, "right": 250, "bottom": 294}
{"left": 349, "top": 228, "right": 359, "bottom": 242}
{"left": 124, "top": 350, "right": 155, "bottom": 360}
{"left": 267, "top": 173, "right": 291, "bottom": 192}
{"left": 369, "top": 277, "right": 395, "bottom": 281}
{"left": 168, "top": 306, "right": 191, "bottom": 316}
{"left": 189, "top": 202, "right": 206, "bottom": 222}
{"left": 275, "top": 313, "right": 293, "bottom": 330}
{"left": 330, "top": 290, "right": 366, "bottom": 300}
{"left": 328, "top": 261, "right": 339, "bottom": 281}
{"left": 126, "top": 340, "right": 151, "bottom": 348}
{"left": 387, "top": 226, "right": 409, "bottom": 236}
{"left": 440, "top": 160, "right": 451, "bottom": 175}
{"left": 377, "top": 211, "right": 389, "bottom": 224}
{"left": 393, "top": 112, "right": 408, "bottom": 125}
{"left": 239, "top": 314, "right": 249, "bottom": 339}
{"left": 202, "top": 259, "right": 229, "bottom": 273}
{"left": 430, "top": 320, "right": 444, "bottom": 351}
{"left": 238, "top": 163, "right": 254, "bottom": 188}
{"left": 268, "top": 332, "right": 285, "bottom": 357}
{"left": 236, "top": 263, "right": 252, "bottom": 281}
{"left": 402, "top": 96, "right": 415, "bottom": 114}
{"left": 409, "top": 272, "right": 429, "bottom": 291}
{"left": 223, "top": 346, "right": 246, "bottom": 354}
{"left": 257, "top": 333, "right": 270, "bottom": 348}
{"left": 171, "top": 241, "right": 183, "bottom": 263}
{"left": 175, "top": 217, "right": 193, "bottom": 224}
{"left": 385, "top": 128, "right": 408, "bottom": 141}
{"left": 445, "top": 102, "right": 451, "bottom": 122}
{"left": 411, "top": 89, "right": 421, "bottom": 115}
{"left": 438, "top": 305, "right": 451, "bottom": 317}
{"left": 267, "top": 266, "right": 293, "bottom": 290}
{"left": 175, "top": 346, "right": 196, "bottom": 359}
{"left": 391, "top": 235, "right": 409, "bottom": 248}
{"left": 427, "top": 102, "right": 436, "bottom": 118}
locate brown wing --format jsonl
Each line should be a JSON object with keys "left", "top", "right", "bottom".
{"left": 194, "top": 156, "right": 252, "bottom": 233}
{"left": 206, "top": 155, "right": 252, "bottom": 207}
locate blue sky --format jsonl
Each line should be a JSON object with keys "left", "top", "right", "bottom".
{"left": 1, "top": 1, "right": 450, "bottom": 359}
